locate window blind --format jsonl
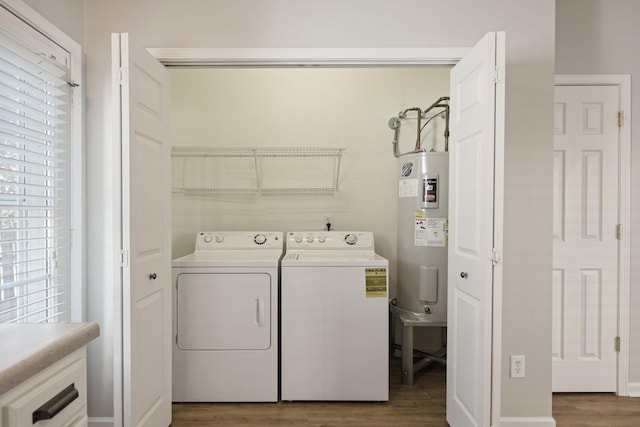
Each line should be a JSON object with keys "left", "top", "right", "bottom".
{"left": 0, "top": 26, "right": 71, "bottom": 323}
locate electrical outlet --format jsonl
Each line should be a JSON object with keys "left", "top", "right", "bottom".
{"left": 324, "top": 215, "right": 333, "bottom": 231}
{"left": 510, "top": 355, "right": 525, "bottom": 378}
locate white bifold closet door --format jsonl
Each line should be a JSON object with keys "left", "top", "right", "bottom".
{"left": 447, "top": 31, "right": 505, "bottom": 427}
{"left": 112, "top": 33, "right": 172, "bottom": 427}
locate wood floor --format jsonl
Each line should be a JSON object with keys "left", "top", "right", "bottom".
{"left": 171, "top": 357, "right": 640, "bottom": 426}
{"left": 553, "top": 392, "right": 640, "bottom": 427}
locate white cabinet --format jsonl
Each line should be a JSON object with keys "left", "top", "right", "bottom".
{"left": 0, "top": 348, "right": 88, "bottom": 427}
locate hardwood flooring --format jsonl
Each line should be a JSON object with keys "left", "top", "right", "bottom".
{"left": 552, "top": 392, "right": 640, "bottom": 427}
{"left": 171, "top": 357, "right": 640, "bottom": 426}
{"left": 172, "top": 357, "right": 446, "bottom": 426}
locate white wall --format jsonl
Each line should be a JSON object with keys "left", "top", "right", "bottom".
{"left": 81, "top": 0, "right": 555, "bottom": 422}
{"left": 556, "top": 0, "right": 640, "bottom": 389}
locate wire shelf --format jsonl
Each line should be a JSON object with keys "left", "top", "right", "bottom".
{"left": 171, "top": 146, "right": 344, "bottom": 158}
{"left": 260, "top": 187, "right": 337, "bottom": 196}
{"left": 172, "top": 187, "right": 259, "bottom": 195}
{"left": 171, "top": 146, "right": 345, "bottom": 196}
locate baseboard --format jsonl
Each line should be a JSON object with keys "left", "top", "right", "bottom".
{"left": 628, "top": 382, "right": 640, "bottom": 397}
{"left": 500, "top": 417, "right": 556, "bottom": 427}
{"left": 89, "top": 417, "right": 115, "bottom": 427}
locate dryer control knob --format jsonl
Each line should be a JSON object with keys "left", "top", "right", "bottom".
{"left": 215, "top": 235, "right": 224, "bottom": 243}
{"left": 306, "top": 235, "right": 314, "bottom": 243}
{"left": 318, "top": 235, "right": 326, "bottom": 243}
{"left": 254, "top": 234, "right": 267, "bottom": 245}
{"left": 294, "top": 235, "right": 303, "bottom": 243}
{"left": 345, "top": 233, "right": 358, "bottom": 245}
{"left": 203, "top": 234, "right": 213, "bottom": 243}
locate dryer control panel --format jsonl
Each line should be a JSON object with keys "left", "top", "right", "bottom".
{"left": 195, "top": 231, "right": 283, "bottom": 251}
{"left": 286, "top": 231, "right": 375, "bottom": 250}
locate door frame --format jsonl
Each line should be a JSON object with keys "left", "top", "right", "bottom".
{"left": 147, "top": 46, "right": 502, "bottom": 424}
{"left": 555, "top": 74, "right": 631, "bottom": 396}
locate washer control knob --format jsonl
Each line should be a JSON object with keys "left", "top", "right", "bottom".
{"left": 215, "top": 235, "right": 224, "bottom": 243}
{"left": 345, "top": 233, "right": 358, "bottom": 245}
{"left": 318, "top": 235, "right": 326, "bottom": 243}
{"left": 254, "top": 234, "right": 267, "bottom": 245}
{"left": 306, "top": 234, "right": 314, "bottom": 243}
{"left": 294, "top": 235, "right": 303, "bottom": 243}
{"left": 203, "top": 234, "right": 213, "bottom": 243}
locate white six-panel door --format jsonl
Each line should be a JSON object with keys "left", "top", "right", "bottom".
{"left": 447, "top": 32, "right": 504, "bottom": 427}
{"left": 113, "top": 33, "right": 172, "bottom": 426}
{"left": 552, "top": 85, "right": 619, "bottom": 392}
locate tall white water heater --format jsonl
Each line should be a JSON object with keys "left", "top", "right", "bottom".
{"left": 395, "top": 151, "right": 448, "bottom": 322}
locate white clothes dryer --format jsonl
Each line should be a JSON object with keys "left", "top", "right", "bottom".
{"left": 172, "top": 231, "right": 283, "bottom": 402}
{"left": 280, "top": 231, "right": 389, "bottom": 401}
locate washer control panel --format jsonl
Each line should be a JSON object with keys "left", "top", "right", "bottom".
{"left": 195, "top": 231, "right": 283, "bottom": 250}
{"left": 286, "top": 231, "right": 374, "bottom": 250}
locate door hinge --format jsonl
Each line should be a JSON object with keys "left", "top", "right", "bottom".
{"left": 616, "top": 224, "right": 623, "bottom": 240}
{"left": 618, "top": 111, "right": 624, "bottom": 127}
{"left": 491, "top": 248, "right": 501, "bottom": 266}
{"left": 492, "top": 65, "right": 504, "bottom": 84}
{"left": 615, "top": 336, "right": 621, "bottom": 352}
{"left": 117, "top": 66, "right": 128, "bottom": 86}
{"left": 119, "top": 249, "right": 129, "bottom": 267}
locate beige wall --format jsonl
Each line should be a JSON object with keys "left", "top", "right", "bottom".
{"left": 169, "top": 67, "right": 450, "bottom": 282}
{"left": 23, "top": 0, "right": 84, "bottom": 44}
{"left": 39, "top": 0, "right": 555, "bottom": 422}
{"left": 556, "top": 0, "right": 640, "bottom": 390}
{"left": 170, "top": 66, "right": 453, "bottom": 354}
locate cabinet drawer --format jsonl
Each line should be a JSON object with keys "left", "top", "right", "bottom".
{"left": 2, "top": 349, "right": 87, "bottom": 427}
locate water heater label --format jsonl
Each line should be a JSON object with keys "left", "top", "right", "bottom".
{"left": 398, "top": 179, "right": 418, "bottom": 198}
{"left": 421, "top": 175, "right": 439, "bottom": 209}
{"left": 365, "top": 268, "right": 387, "bottom": 298}
{"left": 415, "top": 212, "right": 447, "bottom": 247}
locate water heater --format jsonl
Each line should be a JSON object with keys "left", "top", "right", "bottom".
{"left": 395, "top": 151, "right": 448, "bottom": 323}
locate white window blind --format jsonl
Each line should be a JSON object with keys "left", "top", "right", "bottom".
{"left": 0, "top": 23, "right": 72, "bottom": 323}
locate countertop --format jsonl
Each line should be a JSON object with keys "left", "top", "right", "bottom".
{"left": 0, "top": 322, "right": 100, "bottom": 395}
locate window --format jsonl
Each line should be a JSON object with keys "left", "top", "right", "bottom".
{"left": 0, "top": 4, "right": 80, "bottom": 323}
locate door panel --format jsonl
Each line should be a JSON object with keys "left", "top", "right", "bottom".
{"left": 447, "top": 31, "right": 504, "bottom": 427}
{"left": 552, "top": 85, "right": 618, "bottom": 392}
{"left": 114, "top": 33, "right": 172, "bottom": 427}
{"left": 176, "top": 273, "right": 271, "bottom": 350}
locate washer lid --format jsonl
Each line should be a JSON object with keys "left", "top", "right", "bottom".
{"left": 281, "top": 251, "right": 388, "bottom": 267}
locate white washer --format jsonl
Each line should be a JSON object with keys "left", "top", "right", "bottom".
{"left": 281, "top": 231, "right": 389, "bottom": 401}
{"left": 172, "top": 231, "right": 282, "bottom": 402}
